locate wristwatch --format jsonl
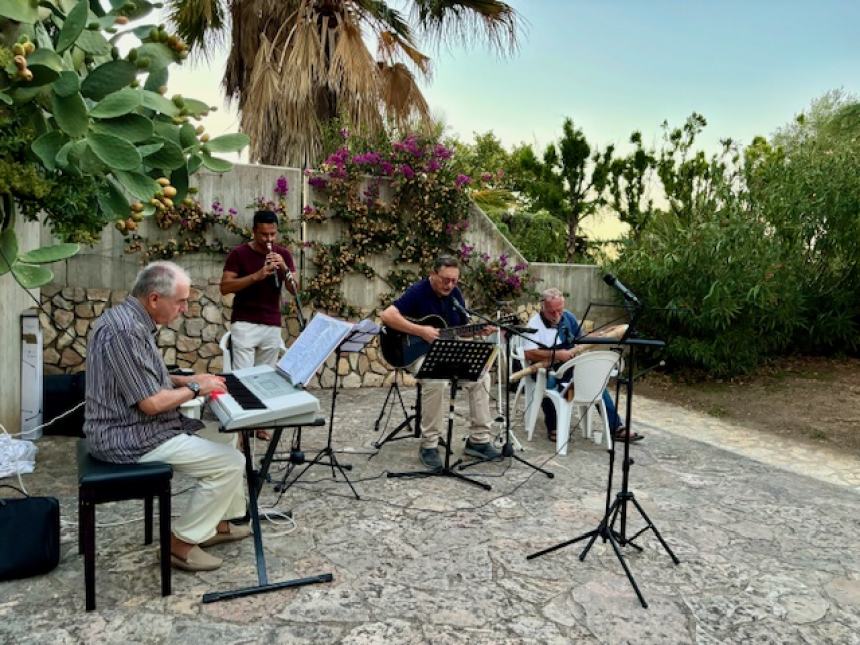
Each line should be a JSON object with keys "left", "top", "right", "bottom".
{"left": 186, "top": 381, "right": 201, "bottom": 396}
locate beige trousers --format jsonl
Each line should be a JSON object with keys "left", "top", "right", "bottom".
{"left": 138, "top": 421, "right": 246, "bottom": 545}
{"left": 417, "top": 372, "right": 493, "bottom": 449}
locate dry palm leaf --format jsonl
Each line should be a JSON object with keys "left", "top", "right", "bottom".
{"left": 378, "top": 62, "right": 430, "bottom": 130}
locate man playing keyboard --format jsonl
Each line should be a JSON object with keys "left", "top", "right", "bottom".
{"left": 85, "top": 261, "right": 251, "bottom": 572}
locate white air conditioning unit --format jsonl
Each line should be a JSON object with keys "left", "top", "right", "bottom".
{"left": 20, "top": 308, "right": 43, "bottom": 441}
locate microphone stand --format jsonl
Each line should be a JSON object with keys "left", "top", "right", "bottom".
{"left": 455, "top": 304, "right": 553, "bottom": 479}
{"left": 286, "top": 272, "right": 306, "bottom": 331}
{"left": 527, "top": 305, "right": 679, "bottom": 608}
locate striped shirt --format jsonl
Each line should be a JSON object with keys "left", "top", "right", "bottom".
{"left": 84, "top": 296, "right": 203, "bottom": 463}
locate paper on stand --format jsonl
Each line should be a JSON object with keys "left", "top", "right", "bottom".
{"left": 276, "top": 313, "right": 355, "bottom": 386}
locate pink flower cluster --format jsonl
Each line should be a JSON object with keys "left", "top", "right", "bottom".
{"left": 446, "top": 220, "right": 470, "bottom": 235}
{"left": 455, "top": 174, "right": 471, "bottom": 189}
{"left": 392, "top": 135, "right": 423, "bottom": 158}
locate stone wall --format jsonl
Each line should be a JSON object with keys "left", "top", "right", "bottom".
{"left": 40, "top": 281, "right": 539, "bottom": 389}
{"left": 36, "top": 161, "right": 622, "bottom": 387}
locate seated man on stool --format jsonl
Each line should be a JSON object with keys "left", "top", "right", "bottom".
{"left": 523, "top": 288, "right": 641, "bottom": 444}
{"left": 84, "top": 261, "right": 251, "bottom": 572}
{"left": 380, "top": 255, "right": 500, "bottom": 470}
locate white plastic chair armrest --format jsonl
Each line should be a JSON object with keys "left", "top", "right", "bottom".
{"left": 179, "top": 396, "right": 205, "bottom": 420}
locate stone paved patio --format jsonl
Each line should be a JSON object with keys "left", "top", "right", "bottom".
{"left": 2, "top": 388, "right": 859, "bottom": 644}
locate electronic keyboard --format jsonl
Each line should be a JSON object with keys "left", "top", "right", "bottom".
{"left": 208, "top": 365, "right": 320, "bottom": 431}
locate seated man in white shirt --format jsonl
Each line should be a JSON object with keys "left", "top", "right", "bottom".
{"left": 522, "top": 288, "right": 641, "bottom": 443}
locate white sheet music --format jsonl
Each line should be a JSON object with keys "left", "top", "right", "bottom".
{"left": 340, "top": 319, "right": 379, "bottom": 353}
{"left": 276, "top": 313, "right": 355, "bottom": 386}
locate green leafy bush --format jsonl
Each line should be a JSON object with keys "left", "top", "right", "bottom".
{"left": 745, "top": 98, "right": 860, "bottom": 353}
{"left": 610, "top": 204, "right": 804, "bottom": 376}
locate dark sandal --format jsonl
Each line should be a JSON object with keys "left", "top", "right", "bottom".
{"left": 613, "top": 427, "right": 643, "bottom": 442}
{"left": 547, "top": 429, "right": 557, "bottom": 441}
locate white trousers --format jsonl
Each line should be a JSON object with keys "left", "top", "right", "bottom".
{"left": 230, "top": 321, "right": 283, "bottom": 369}
{"left": 138, "top": 421, "right": 246, "bottom": 545}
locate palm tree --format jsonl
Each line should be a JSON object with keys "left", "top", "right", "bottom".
{"left": 166, "top": 0, "right": 520, "bottom": 166}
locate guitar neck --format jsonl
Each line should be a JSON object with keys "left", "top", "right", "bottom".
{"left": 439, "top": 322, "right": 490, "bottom": 339}
{"left": 438, "top": 315, "right": 515, "bottom": 339}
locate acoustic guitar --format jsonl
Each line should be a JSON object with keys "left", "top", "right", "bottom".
{"left": 380, "top": 314, "right": 517, "bottom": 369}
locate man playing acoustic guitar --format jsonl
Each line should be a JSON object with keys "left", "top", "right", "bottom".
{"left": 380, "top": 255, "right": 500, "bottom": 470}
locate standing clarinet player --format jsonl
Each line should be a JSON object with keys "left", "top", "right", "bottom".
{"left": 220, "top": 209, "right": 297, "bottom": 371}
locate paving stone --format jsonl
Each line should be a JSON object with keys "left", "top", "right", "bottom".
{"left": 5, "top": 388, "right": 859, "bottom": 643}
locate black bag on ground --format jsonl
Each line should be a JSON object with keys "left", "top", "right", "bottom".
{"left": 0, "top": 485, "right": 61, "bottom": 580}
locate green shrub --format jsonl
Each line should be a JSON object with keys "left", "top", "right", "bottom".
{"left": 745, "top": 108, "right": 860, "bottom": 353}
{"left": 487, "top": 210, "right": 568, "bottom": 263}
{"left": 610, "top": 204, "right": 804, "bottom": 377}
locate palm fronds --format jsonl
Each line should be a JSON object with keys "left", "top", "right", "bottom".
{"left": 167, "top": 0, "right": 227, "bottom": 54}
{"left": 410, "top": 0, "right": 519, "bottom": 54}
{"left": 378, "top": 62, "right": 430, "bottom": 131}
{"left": 173, "top": 0, "right": 521, "bottom": 165}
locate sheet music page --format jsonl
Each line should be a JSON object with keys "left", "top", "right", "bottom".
{"left": 339, "top": 319, "right": 380, "bottom": 353}
{"left": 277, "top": 313, "right": 355, "bottom": 386}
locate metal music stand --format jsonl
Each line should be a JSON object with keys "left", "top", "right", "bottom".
{"left": 275, "top": 326, "right": 377, "bottom": 500}
{"left": 387, "top": 338, "right": 497, "bottom": 491}
{"left": 526, "top": 334, "right": 679, "bottom": 608}
{"left": 202, "top": 418, "right": 333, "bottom": 603}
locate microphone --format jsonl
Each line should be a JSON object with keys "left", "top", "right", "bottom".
{"left": 603, "top": 273, "right": 641, "bottom": 307}
{"left": 452, "top": 299, "right": 473, "bottom": 318}
{"left": 266, "top": 242, "right": 280, "bottom": 289}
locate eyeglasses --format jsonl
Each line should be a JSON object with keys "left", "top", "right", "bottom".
{"left": 436, "top": 275, "right": 459, "bottom": 286}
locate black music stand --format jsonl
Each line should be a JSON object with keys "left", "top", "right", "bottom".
{"left": 526, "top": 333, "right": 679, "bottom": 608}
{"left": 387, "top": 339, "right": 497, "bottom": 491}
{"left": 203, "top": 419, "right": 333, "bottom": 603}
{"left": 372, "top": 373, "right": 422, "bottom": 451}
{"left": 275, "top": 327, "right": 376, "bottom": 500}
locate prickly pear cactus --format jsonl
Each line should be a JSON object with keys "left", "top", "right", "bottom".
{"left": 0, "top": 0, "right": 249, "bottom": 286}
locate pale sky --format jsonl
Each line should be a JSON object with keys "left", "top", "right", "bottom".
{"left": 166, "top": 0, "right": 860, "bottom": 157}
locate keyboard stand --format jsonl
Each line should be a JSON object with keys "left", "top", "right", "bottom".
{"left": 202, "top": 418, "right": 333, "bottom": 603}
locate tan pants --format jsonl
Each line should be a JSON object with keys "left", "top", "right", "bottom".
{"left": 138, "top": 421, "right": 246, "bottom": 545}
{"left": 418, "top": 373, "right": 493, "bottom": 449}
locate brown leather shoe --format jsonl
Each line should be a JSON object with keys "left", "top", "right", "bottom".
{"left": 199, "top": 523, "right": 252, "bottom": 548}
{"left": 160, "top": 545, "right": 223, "bottom": 571}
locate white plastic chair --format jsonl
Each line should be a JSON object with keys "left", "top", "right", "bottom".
{"left": 544, "top": 350, "right": 621, "bottom": 456}
{"left": 219, "top": 331, "right": 234, "bottom": 372}
{"left": 178, "top": 397, "right": 203, "bottom": 419}
{"left": 510, "top": 335, "right": 547, "bottom": 441}
{"left": 218, "top": 330, "right": 287, "bottom": 373}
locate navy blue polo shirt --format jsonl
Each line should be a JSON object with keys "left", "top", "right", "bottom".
{"left": 392, "top": 278, "right": 468, "bottom": 327}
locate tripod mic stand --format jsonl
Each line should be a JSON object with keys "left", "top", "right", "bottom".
{"left": 275, "top": 336, "right": 366, "bottom": 500}
{"left": 456, "top": 310, "right": 553, "bottom": 479}
{"left": 527, "top": 334, "right": 679, "bottom": 608}
{"left": 371, "top": 373, "right": 422, "bottom": 452}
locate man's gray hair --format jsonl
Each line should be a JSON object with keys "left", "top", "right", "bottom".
{"left": 540, "top": 287, "right": 564, "bottom": 302}
{"left": 433, "top": 255, "right": 460, "bottom": 272}
{"left": 131, "top": 261, "right": 191, "bottom": 298}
